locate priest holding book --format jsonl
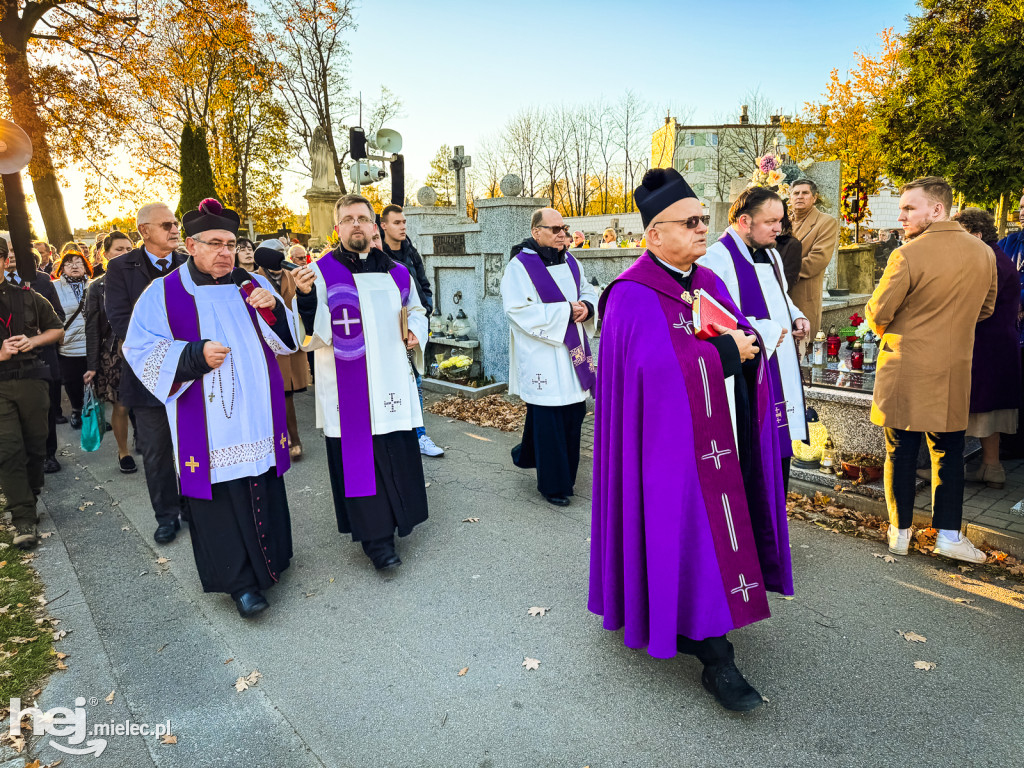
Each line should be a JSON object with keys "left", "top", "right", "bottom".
{"left": 589, "top": 169, "right": 793, "bottom": 713}
{"left": 699, "top": 186, "right": 809, "bottom": 488}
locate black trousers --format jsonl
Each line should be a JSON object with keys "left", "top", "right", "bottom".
{"left": 512, "top": 401, "right": 587, "bottom": 497}
{"left": 46, "top": 379, "right": 58, "bottom": 456}
{"left": 884, "top": 427, "right": 965, "bottom": 530}
{"left": 58, "top": 354, "right": 88, "bottom": 411}
{"left": 0, "top": 378, "right": 50, "bottom": 527}
{"left": 677, "top": 634, "right": 734, "bottom": 667}
{"left": 134, "top": 405, "right": 188, "bottom": 526}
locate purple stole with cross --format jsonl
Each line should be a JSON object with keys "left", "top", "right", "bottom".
{"left": 317, "top": 255, "right": 411, "bottom": 498}
{"left": 718, "top": 233, "right": 795, "bottom": 458}
{"left": 514, "top": 249, "right": 596, "bottom": 392}
{"left": 163, "top": 269, "right": 290, "bottom": 500}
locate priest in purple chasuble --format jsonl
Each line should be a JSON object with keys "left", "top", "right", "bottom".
{"left": 294, "top": 193, "right": 429, "bottom": 571}
{"left": 124, "top": 199, "right": 304, "bottom": 619}
{"left": 501, "top": 207, "right": 598, "bottom": 507}
{"left": 699, "top": 186, "right": 810, "bottom": 489}
{"left": 588, "top": 169, "right": 794, "bottom": 713}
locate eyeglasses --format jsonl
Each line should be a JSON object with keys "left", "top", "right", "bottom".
{"left": 142, "top": 220, "right": 179, "bottom": 232}
{"left": 652, "top": 215, "right": 710, "bottom": 230}
{"left": 337, "top": 216, "right": 374, "bottom": 227}
{"left": 535, "top": 224, "right": 569, "bottom": 234}
{"left": 193, "top": 237, "right": 237, "bottom": 251}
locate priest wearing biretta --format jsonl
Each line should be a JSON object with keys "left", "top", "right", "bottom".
{"left": 124, "top": 198, "right": 310, "bottom": 618}
{"left": 587, "top": 169, "right": 794, "bottom": 712}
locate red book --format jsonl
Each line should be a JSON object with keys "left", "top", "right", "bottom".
{"left": 692, "top": 289, "right": 738, "bottom": 340}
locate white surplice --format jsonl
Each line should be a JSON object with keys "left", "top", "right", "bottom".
{"left": 301, "top": 259, "right": 427, "bottom": 436}
{"left": 501, "top": 253, "right": 599, "bottom": 407}
{"left": 699, "top": 228, "right": 808, "bottom": 441}
{"left": 123, "top": 267, "right": 300, "bottom": 484}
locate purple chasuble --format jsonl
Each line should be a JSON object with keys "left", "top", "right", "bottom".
{"left": 163, "top": 269, "right": 290, "bottom": 500}
{"left": 718, "top": 233, "right": 796, "bottom": 457}
{"left": 588, "top": 252, "right": 793, "bottom": 657}
{"left": 317, "top": 256, "right": 411, "bottom": 498}
{"left": 514, "top": 250, "right": 596, "bottom": 391}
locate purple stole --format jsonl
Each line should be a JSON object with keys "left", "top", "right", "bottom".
{"left": 163, "top": 269, "right": 290, "bottom": 500}
{"left": 514, "top": 250, "right": 596, "bottom": 392}
{"left": 317, "top": 256, "right": 411, "bottom": 498}
{"left": 718, "top": 233, "right": 794, "bottom": 458}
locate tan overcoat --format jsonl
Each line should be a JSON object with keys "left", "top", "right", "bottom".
{"left": 866, "top": 221, "right": 997, "bottom": 432}
{"left": 789, "top": 206, "right": 840, "bottom": 336}
{"left": 257, "top": 267, "right": 311, "bottom": 392}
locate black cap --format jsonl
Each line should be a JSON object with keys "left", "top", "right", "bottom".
{"left": 182, "top": 198, "right": 240, "bottom": 237}
{"left": 634, "top": 168, "right": 697, "bottom": 228}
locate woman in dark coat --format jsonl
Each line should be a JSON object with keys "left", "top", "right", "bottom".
{"left": 954, "top": 208, "right": 1021, "bottom": 488}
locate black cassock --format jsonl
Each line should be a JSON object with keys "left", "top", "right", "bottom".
{"left": 512, "top": 402, "right": 587, "bottom": 497}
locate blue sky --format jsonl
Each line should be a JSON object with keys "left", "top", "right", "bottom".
{"left": 344, "top": 0, "right": 921, "bottom": 184}
{"left": 56, "top": 0, "right": 921, "bottom": 228}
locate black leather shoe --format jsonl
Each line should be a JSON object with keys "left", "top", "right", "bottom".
{"left": 544, "top": 494, "right": 571, "bottom": 507}
{"left": 153, "top": 519, "right": 181, "bottom": 544}
{"left": 43, "top": 455, "right": 61, "bottom": 474}
{"left": 374, "top": 553, "right": 402, "bottom": 571}
{"left": 701, "top": 661, "right": 764, "bottom": 712}
{"left": 69, "top": 410, "right": 82, "bottom": 429}
{"left": 235, "top": 590, "right": 269, "bottom": 618}
{"left": 55, "top": 413, "right": 68, "bottom": 425}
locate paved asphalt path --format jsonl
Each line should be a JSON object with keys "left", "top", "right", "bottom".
{"left": 16, "top": 390, "right": 1024, "bottom": 767}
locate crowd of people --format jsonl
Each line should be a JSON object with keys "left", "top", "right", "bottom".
{"left": 1, "top": 174, "right": 1021, "bottom": 716}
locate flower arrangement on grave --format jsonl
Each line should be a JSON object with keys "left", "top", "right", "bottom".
{"left": 839, "top": 312, "right": 866, "bottom": 342}
{"left": 841, "top": 182, "right": 870, "bottom": 224}
{"left": 748, "top": 153, "right": 803, "bottom": 200}
{"left": 438, "top": 353, "right": 474, "bottom": 380}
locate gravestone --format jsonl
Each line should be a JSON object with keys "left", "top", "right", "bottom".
{"left": 449, "top": 145, "right": 472, "bottom": 221}
{"left": 304, "top": 126, "right": 341, "bottom": 244}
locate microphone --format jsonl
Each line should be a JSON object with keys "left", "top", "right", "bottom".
{"left": 253, "top": 246, "right": 297, "bottom": 272}
{"left": 231, "top": 267, "right": 277, "bottom": 325}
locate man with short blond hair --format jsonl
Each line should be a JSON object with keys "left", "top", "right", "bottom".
{"left": 867, "top": 175, "right": 998, "bottom": 564}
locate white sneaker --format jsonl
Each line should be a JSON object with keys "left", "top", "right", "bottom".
{"left": 933, "top": 532, "right": 988, "bottom": 564}
{"left": 887, "top": 525, "right": 911, "bottom": 555}
{"left": 418, "top": 435, "right": 444, "bottom": 457}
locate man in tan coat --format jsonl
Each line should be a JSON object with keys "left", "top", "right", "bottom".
{"left": 789, "top": 179, "right": 840, "bottom": 337}
{"left": 866, "top": 176, "right": 997, "bottom": 564}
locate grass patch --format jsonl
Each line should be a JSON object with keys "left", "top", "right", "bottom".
{"left": 0, "top": 520, "right": 58, "bottom": 714}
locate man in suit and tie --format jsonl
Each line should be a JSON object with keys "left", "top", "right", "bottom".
{"left": 105, "top": 203, "right": 190, "bottom": 543}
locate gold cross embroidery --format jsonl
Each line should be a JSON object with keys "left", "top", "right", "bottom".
{"left": 185, "top": 456, "right": 200, "bottom": 473}
{"left": 280, "top": 433, "right": 288, "bottom": 449}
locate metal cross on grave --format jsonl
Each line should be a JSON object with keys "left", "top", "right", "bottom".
{"left": 448, "top": 145, "right": 472, "bottom": 219}
{"left": 384, "top": 393, "right": 402, "bottom": 413}
{"left": 531, "top": 374, "right": 548, "bottom": 390}
{"left": 333, "top": 307, "right": 361, "bottom": 336}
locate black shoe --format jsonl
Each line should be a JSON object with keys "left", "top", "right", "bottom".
{"left": 374, "top": 553, "right": 402, "bottom": 571}
{"left": 154, "top": 519, "right": 181, "bottom": 544}
{"left": 701, "top": 661, "right": 764, "bottom": 712}
{"left": 234, "top": 590, "right": 269, "bottom": 618}
{"left": 119, "top": 455, "right": 138, "bottom": 474}
{"left": 104, "top": 421, "right": 113, "bottom": 432}
{"left": 544, "top": 494, "right": 570, "bottom": 507}
{"left": 69, "top": 410, "right": 82, "bottom": 429}
{"left": 43, "top": 455, "right": 61, "bottom": 474}
{"left": 55, "top": 413, "right": 68, "bottom": 425}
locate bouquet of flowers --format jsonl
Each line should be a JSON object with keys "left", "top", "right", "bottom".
{"left": 839, "top": 312, "right": 870, "bottom": 342}
{"left": 748, "top": 153, "right": 804, "bottom": 200}
{"left": 439, "top": 353, "right": 473, "bottom": 380}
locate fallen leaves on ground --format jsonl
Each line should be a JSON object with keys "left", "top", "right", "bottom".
{"left": 160, "top": 734, "right": 177, "bottom": 745}
{"left": 155, "top": 557, "right": 170, "bottom": 565}
{"left": 872, "top": 553, "right": 897, "bottom": 563}
{"left": 522, "top": 657, "right": 540, "bottom": 671}
{"left": 234, "top": 669, "right": 262, "bottom": 692}
{"left": 458, "top": 667, "right": 469, "bottom": 677}
{"left": 953, "top": 598, "right": 974, "bottom": 604}
{"left": 913, "top": 661, "right": 937, "bottom": 671}
{"left": 899, "top": 631, "right": 927, "bottom": 643}
{"left": 461, "top": 518, "right": 480, "bottom": 523}
{"left": 426, "top": 395, "right": 527, "bottom": 432}
{"left": 105, "top": 690, "right": 115, "bottom": 703}
{"left": 527, "top": 607, "right": 549, "bottom": 617}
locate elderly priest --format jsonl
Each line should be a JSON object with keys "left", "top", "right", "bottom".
{"left": 588, "top": 169, "right": 793, "bottom": 712}
{"left": 124, "top": 199, "right": 304, "bottom": 618}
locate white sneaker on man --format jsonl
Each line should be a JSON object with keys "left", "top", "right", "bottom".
{"left": 419, "top": 435, "right": 444, "bottom": 457}
{"left": 933, "top": 531, "right": 988, "bottom": 564}
{"left": 887, "top": 525, "right": 911, "bottom": 556}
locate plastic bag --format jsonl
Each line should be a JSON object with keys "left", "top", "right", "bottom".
{"left": 80, "top": 383, "right": 105, "bottom": 452}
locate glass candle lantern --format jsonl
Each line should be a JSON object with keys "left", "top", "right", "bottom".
{"left": 850, "top": 338, "right": 864, "bottom": 370}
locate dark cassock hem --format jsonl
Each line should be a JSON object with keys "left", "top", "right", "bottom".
{"left": 511, "top": 401, "right": 587, "bottom": 497}
{"left": 186, "top": 468, "right": 293, "bottom": 595}
{"left": 325, "top": 431, "right": 429, "bottom": 542}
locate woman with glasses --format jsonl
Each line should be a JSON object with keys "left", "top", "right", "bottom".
{"left": 84, "top": 232, "right": 138, "bottom": 473}
{"left": 234, "top": 238, "right": 256, "bottom": 272}
{"left": 600, "top": 228, "right": 617, "bottom": 248}
{"left": 52, "top": 248, "right": 93, "bottom": 428}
